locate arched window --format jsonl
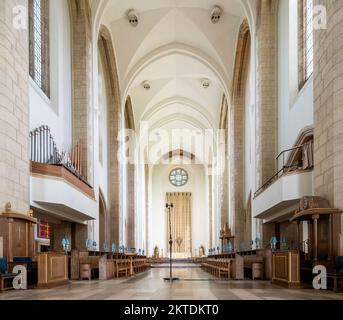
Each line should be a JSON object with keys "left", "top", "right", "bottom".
{"left": 29, "top": 0, "right": 50, "bottom": 97}
{"left": 299, "top": 0, "right": 314, "bottom": 88}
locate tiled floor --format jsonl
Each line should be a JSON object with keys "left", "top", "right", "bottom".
{"left": 1, "top": 263, "right": 343, "bottom": 300}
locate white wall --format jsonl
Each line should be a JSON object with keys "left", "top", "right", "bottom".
{"left": 149, "top": 163, "right": 209, "bottom": 256}
{"left": 278, "top": 0, "right": 314, "bottom": 155}
{"left": 29, "top": 0, "right": 72, "bottom": 150}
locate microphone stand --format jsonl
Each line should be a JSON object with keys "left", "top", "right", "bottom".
{"left": 163, "top": 203, "right": 179, "bottom": 282}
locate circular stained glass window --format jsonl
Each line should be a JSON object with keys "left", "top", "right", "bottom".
{"left": 169, "top": 168, "right": 188, "bottom": 187}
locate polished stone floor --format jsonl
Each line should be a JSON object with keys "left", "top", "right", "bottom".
{"left": 1, "top": 263, "right": 343, "bottom": 300}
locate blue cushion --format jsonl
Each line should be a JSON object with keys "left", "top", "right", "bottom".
{"left": 0, "top": 258, "right": 8, "bottom": 274}
{"left": 13, "top": 257, "right": 32, "bottom": 263}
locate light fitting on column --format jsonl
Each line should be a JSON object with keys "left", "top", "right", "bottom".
{"left": 211, "top": 6, "right": 222, "bottom": 24}
{"left": 127, "top": 9, "right": 139, "bottom": 27}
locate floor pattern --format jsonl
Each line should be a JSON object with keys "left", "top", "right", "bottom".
{"left": 0, "top": 263, "right": 342, "bottom": 300}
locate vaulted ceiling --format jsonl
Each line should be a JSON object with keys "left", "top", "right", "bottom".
{"left": 95, "top": 0, "right": 252, "bottom": 161}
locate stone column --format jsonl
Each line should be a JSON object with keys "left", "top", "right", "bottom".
{"left": 255, "top": 0, "right": 278, "bottom": 188}
{"left": 0, "top": 0, "right": 30, "bottom": 212}
{"left": 313, "top": 0, "right": 343, "bottom": 256}
{"left": 231, "top": 20, "right": 251, "bottom": 244}
{"left": 220, "top": 97, "right": 228, "bottom": 230}
{"left": 70, "top": 0, "right": 93, "bottom": 183}
{"left": 126, "top": 163, "right": 136, "bottom": 248}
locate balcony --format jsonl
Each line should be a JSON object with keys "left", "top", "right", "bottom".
{"left": 29, "top": 126, "right": 97, "bottom": 223}
{"left": 253, "top": 170, "right": 313, "bottom": 222}
{"left": 253, "top": 136, "right": 314, "bottom": 222}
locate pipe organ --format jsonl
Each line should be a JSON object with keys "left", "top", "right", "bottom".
{"left": 30, "top": 125, "right": 83, "bottom": 180}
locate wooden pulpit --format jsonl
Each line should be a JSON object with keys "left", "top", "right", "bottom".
{"left": 0, "top": 203, "right": 37, "bottom": 261}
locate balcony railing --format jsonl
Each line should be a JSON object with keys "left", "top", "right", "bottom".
{"left": 254, "top": 141, "right": 313, "bottom": 198}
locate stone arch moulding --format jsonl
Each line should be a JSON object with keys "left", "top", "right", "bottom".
{"left": 230, "top": 19, "right": 251, "bottom": 244}
{"left": 98, "top": 24, "right": 122, "bottom": 244}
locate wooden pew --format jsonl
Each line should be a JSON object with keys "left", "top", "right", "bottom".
{"left": 116, "top": 259, "right": 130, "bottom": 278}
{"left": 201, "top": 254, "right": 244, "bottom": 280}
{"left": 71, "top": 250, "right": 100, "bottom": 280}
{"left": 99, "top": 255, "right": 115, "bottom": 280}
{"left": 72, "top": 250, "right": 150, "bottom": 280}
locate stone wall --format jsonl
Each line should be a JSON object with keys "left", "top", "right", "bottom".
{"left": 70, "top": 0, "right": 93, "bottom": 183}
{"left": 230, "top": 20, "right": 250, "bottom": 244}
{"left": 313, "top": 0, "right": 343, "bottom": 255}
{"left": 255, "top": 0, "right": 278, "bottom": 189}
{"left": 0, "top": 0, "right": 30, "bottom": 212}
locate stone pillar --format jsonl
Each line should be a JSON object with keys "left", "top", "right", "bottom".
{"left": 145, "top": 164, "right": 149, "bottom": 254}
{"left": 208, "top": 174, "right": 213, "bottom": 250}
{"left": 98, "top": 26, "right": 122, "bottom": 245}
{"left": 126, "top": 164, "right": 135, "bottom": 248}
{"left": 220, "top": 97, "right": 228, "bottom": 229}
{"left": 313, "top": 0, "right": 343, "bottom": 256}
{"left": 70, "top": 0, "right": 92, "bottom": 183}
{"left": 231, "top": 20, "right": 250, "bottom": 243}
{"left": 0, "top": 0, "right": 30, "bottom": 212}
{"left": 255, "top": 0, "right": 278, "bottom": 188}
{"left": 124, "top": 97, "right": 136, "bottom": 249}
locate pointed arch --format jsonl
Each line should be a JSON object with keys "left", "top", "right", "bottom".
{"left": 98, "top": 25, "right": 122, "bottom": 244}
{"left": 230, "top": 19, "right": 251, "bottom": 244}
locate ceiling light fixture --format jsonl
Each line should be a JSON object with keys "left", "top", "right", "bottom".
{"left": 142, "top": 81, "right": 151, "bottom": 90}
{"left": 211, "top": 6, "right": 222, "bottom": 24}
{"left": 201, "top": 78, "right": 211, "bottom": 89}
{"left": 127, "top": 9, "right": 139, "bottom": 27}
